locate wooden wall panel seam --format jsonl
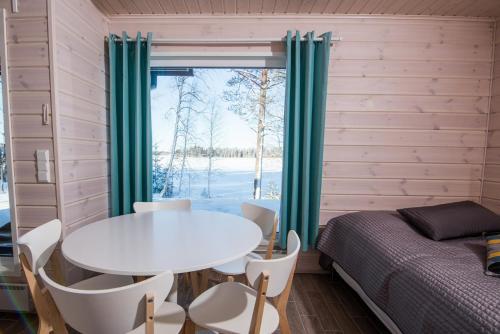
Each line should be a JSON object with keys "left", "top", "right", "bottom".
{"left": 480, "top": 18, "right": 498, "bottom": 205}
{"left": 47, "top": 0, "right": 65, "bottom": 227}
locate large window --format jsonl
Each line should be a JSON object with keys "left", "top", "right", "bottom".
{"left": 151, "top": 67, "right": 285, "bottom": 214}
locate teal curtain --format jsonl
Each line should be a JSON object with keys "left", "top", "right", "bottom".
{"left": 108, "top": 32, "right": 153, "bottom": 216}
{"left": 280, "top": 31, "right": 332, "bottom": 251}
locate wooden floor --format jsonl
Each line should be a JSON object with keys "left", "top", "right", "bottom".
{"left": 0, "top": 273, "right": 389, "bottom": 334}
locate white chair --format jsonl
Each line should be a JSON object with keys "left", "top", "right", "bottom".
{"left": 40, "top": 268, "right": 185, "bottom": 334}
{"left": 17, "top": 219, "right": 136, "bottom": 334}
{"left": 133, "top": 199, "right": 191, "bottom": 213}
{"left": 241, "top": 203, "right": 277, "bottom": 249}
{"left": 189, "top": 230, "right": 300, "bottom": 334}
{"left": 212, "top": 203, "right": 278, "bottom": 280}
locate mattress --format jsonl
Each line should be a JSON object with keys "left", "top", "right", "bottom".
{"left": 317, "top": 211, "right": 500, "bottom": 334}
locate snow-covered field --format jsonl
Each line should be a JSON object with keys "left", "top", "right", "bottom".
{"left": 0, "top": 189, "right": 10, "bottom": 228}
{"left": 154, "top": 157, "right": 282, "bottom": 215}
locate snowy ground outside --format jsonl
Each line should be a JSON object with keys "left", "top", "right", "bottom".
{"left": 154, "top": 157, "right": 282, "bottom": 216}
{"left": 0, "top": 189, "right": 10, "bottom": 229}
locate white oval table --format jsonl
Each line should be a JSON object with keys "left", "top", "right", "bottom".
{"left": 62, "top": 209, "right": 262, "bottom": 301}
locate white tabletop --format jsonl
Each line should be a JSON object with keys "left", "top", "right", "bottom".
{"left": 62, "top": 210, "right": 262, "bottom": 276}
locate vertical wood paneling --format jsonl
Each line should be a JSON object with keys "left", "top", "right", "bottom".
{"left": 482, "top": 20, "right": 500, "bottom": 212}
{"left": 54, "top": 0, "right": 110, "bottom": 235}
{"left": 109, "top": 16, "right": 494, "bottom": 224}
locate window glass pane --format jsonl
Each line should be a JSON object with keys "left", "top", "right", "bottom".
{"left": 151, "top": 68, "right": 285, "bottom": 215}
{"left": 0, "top": 76, "right": 13, "bottom": 257}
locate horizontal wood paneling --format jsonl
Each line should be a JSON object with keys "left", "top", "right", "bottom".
{"left": 109, "top": 15, "right": 494, "bottom": 224}
{"left": 481, "top": 20, "right": 500, "bottom": 212}
{"left": 7, "top": 17, "right": 47, "bottom": 42}
{"left": 15, "top": 184, "right": 56, "bottom": 206}
{"left": 62, "top": 160, "right": 109, "bottom": 182}
{"left": 330, "top": 60, "right": 492, "bottom": 79}
{"left": 11, "top": 115, "right": 53, "bottom": 138}
{"left": 63, "top": 177, "right": 109, "bottom": 205}
{"left": 14, "top": 161, "right": 55, "bottom": 183}
{"left": 321, "top": 195, "right": 475, "bottom": 211}
{"left": 10, "top": 92, "right": 51, "bottom": 115}
{"left": 58, "top": 92, "right": 108, "bottom": 124}
{"left": 17, "top": 206, "right": 57, "bottom": 228}
{"left": 1, "top": 0, "right": 58, "bottom": 233}
{"left": 322, "top": 179, "right": 481, "bottom": 196}
{"left": 329, "top": 77, "right": 490, "bottom": 96}
{"left": 324, "top": 146, "right": 484, "bottom": 164}
{"left": 55, "top": 0, "right": 110, "bottom": 234}
{"left": 12, "top": 139, "right": 54, "bottom": 161}
{"left": 328, "top": 94, "right": 489, "bottom": 113}
{"left": 324, "top": 129, "right": 485, "bottom": 147}
{"left": 7, "top": 42, "right": 49, "bottom": 66}
{"left": 64, "top": 193, "right": 109, "bottom": 225}
{"left": 65, "top": 209, "right": 109, "bottom": 236}
{"left": 323, "top": 162, "right": 482, "bottom": 180}
{"left": 60, "top": 139, "right": 108, "bottom": 160}
{"left": 60, "top": 117, "right": 108, "bottom": 142}
{"left": 9, "top": 67, "right": 50, "bottom": 91}
{"left": 325, "top": 112, "right": 487, "bottom": 130}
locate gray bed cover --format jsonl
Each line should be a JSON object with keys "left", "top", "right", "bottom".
{"left": 317, "top": 211, "right": 500, "bottom": 334}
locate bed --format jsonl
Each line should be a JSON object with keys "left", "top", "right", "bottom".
{"left": 316, "top": 211, "right": 500, "bottom": 334}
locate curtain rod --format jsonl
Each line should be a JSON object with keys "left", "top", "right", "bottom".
{"left": 105, "top": 37, "right": 342, "bottom": 44}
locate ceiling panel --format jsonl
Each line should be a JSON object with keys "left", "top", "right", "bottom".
{"left": 91, "top": 0, "right": 500, "bottom": 17}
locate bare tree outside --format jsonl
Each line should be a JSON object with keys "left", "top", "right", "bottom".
{"left": 159, "top": 76, "right": 202, "bottom": 198}
{"left": 205, "top": 98, "right": 222, "bottom": 198}
{"left": 224, "top": 69, "right": 286, "bottom": 199}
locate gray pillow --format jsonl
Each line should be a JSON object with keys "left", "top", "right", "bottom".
{"left": 397, "top": 201, "right": 500, "bottom": 241}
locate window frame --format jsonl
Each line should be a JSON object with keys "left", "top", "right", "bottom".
{"left": 149, "top": 51, "right": 286, "bottom": 208}
{"left": 0, "top": 9, "right": 20, "bottom": 276}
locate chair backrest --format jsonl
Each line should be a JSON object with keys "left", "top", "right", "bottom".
{"left": 246, "top": 230, "right": 300, "bottom": 298}
{"left": 241, "top": 202, "right": 276, "bottom": 238}
{"left": 133, "top": 199, "right": 192, "bottom": 213}
{"left": 39, "top": 269, "right": 174, "bottom": 334}
{"left": 17, "top": 219, "right": 61, "bottom": 275}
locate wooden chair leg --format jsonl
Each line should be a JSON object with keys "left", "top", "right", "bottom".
{"left": 189, "top": 272, "right": 200, "bottom": 297}
{"left": 249, "top": 272, "right": 270, "bottom": 334}
{"left": 184, "top": 318, "right": 196, "bottom": 334}
{"left": 44, "top": 291, "right": 68, "bottom": 334}
{"left": 145, "top": 293, "right": 154, "bottom": 334}
{"left": 277, "top": 306, "right": 291, "bottom": 334}
{"left": 273, "top": 262, "right": 297, "bottom": 334}
{"left": 20, "top": 254, "right": 65, "bottom": 334}
{"left": 37, "top": 317, "right": 52, "bottom": 334}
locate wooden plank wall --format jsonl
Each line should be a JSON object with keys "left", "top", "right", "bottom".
{"left": 482, "top": 21, "right": 500, "bottom": 211}
{"left": 109, "top": 16, "right": 495, "bottom": 225}
{"left": 52, "top": 0, "right": 109, "bottom": 238}
{"left": 0, "top": 0, "right": 58, "bottom": 236}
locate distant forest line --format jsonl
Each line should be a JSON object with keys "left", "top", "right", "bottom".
{"left": 154, "top": 145, "right": 283, "bottom": 158}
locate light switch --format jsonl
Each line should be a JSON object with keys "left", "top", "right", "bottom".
{"left": 38, "top": 171, "right": 50, "bottom": 183}
{"left": 37, "top": 161, "right": 49, "bottom": 171}
{"left": 36, "top": 149, "right": 50, "bottom": 183}
{"left": 36, "top": 149, "right": 49, "bottom": 161}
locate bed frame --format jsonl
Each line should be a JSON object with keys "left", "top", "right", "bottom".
{"left": 332, "top": 262, "right": 403, "bottom": 334}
